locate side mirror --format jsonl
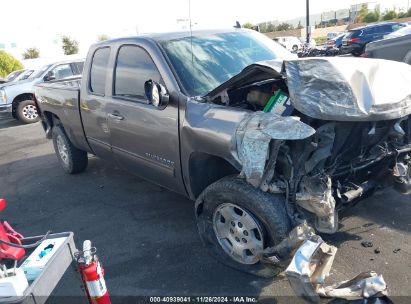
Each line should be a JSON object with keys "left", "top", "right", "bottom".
{"left": 43, "top": 71, "right": 56, "bottom": 82}
{"left": 144, "top": 80, "right": 169, "bottom": 109}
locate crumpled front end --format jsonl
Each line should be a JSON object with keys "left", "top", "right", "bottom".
{"left": 216, "top": 58, "right": 411, "bottom": 234}
{"left": 202, "top": 56, "right": 411, "bottom": 302}
{"left": 235, "top": 110, "right": 411, "bottom": 234}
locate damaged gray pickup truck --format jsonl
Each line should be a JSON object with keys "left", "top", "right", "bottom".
{"left": 34, "top": 29, "right": 411, "bottom": 280}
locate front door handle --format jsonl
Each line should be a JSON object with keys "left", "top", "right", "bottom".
{"left": 108, "top": 113, "right": 124, "bottom": 121}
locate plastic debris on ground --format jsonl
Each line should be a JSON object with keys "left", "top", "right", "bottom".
{"left": 271, "top": 225, "right": 391, "bottom": 303}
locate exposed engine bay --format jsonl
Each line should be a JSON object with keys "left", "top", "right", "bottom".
{"left": 206, "top": 57, "right": 411, "bottom": 234}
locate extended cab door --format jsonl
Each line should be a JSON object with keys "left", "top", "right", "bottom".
{"left": 80, "top": 47, "right": 115, "bottom": 161}
{"left": 105, "top": 44, "right": 184, "bottom": 193}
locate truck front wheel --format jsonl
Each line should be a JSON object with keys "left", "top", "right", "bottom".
{"left": 52, "top": 125, "right": 88, "bottom": 174}
{"left": 16, "top": 99, "right": 40, "bottom": 124}
{"left": 195, "top": 177, "right": 291, "bottom": 278}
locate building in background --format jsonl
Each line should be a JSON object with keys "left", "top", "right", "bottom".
{"left": 265, "top": 1, "right": 380, "bottom": 29}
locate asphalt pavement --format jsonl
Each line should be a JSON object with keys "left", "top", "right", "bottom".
{"left": 0, "top": 116, "right": 410, "bottom": 304}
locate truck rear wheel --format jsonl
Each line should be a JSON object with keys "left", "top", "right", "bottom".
{"left": 52, "top": 125, "right": 88, "bottom": 174}
{"left": 195, "top": 177, "right": 291, "bottom": 278}
{"left": 16, "top": 99, "right": 40, "bottom": 124}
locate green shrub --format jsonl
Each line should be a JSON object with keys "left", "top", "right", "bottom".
{"left": 363, "top": 11, "right": 380, "bottom": 23}
{"left": 61, "top": 36, "right": 79, "bottom": 55}
{"left": 314, "top": 36, "right": 327, "bottom": 45}
{"left": 382, "top": 10, "right": 397, "bottom": 21}
{"left": 22, "top": 47, "right": 40, "bottom": 59}
{"left": 0, "top": 51, "right": 24, "bottom": 78}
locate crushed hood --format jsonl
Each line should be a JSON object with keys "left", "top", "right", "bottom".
{"left": 206, "top": 57, "right": 411, "bottom": 121}
{"left": 286, "top": 57, "right": 411, "bottom": 121}
{"left": 205, "top": 60, "right": 283, "bottom": 98}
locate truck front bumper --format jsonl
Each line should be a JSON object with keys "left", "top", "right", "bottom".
{"left": 0, "top": 104, "right": 12, "bottom": 115}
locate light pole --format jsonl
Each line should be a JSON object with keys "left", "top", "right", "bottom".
{"left": 306, "top": 0, "right": 310, "bottom": 43}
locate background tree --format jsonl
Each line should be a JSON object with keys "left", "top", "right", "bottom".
{"left": 296, "top": 21, "right": 304, "bottom": 29}
{"left": 61, "top": 36, "right": 79, "bottom": 55}
{"left": 242, "top": 22, "right": 254, "bottom": 29}
{"left": 97, "top": 34, "right": 110, "bottom": 41}
{"left": 266, "top": 22, "right": 275, "bottom": 32}
{"left": 0, "top": 51, "right": 24, "bottom": 77}
{"left": 258, "top": 22, "right": 268, "bottom": 33}
{"left": 363, "top": 10, "right": 380, "bottom": 23}
{"left": 382, "top": 9, "right": 398, "bottom": 20}
{"left": 22, "top": 47, "right": 40, "bottom": 59}
{"left": 275, "top": 22, "right": 294, "bottom": 31}
{"left": 356, "top": 4, "right": 369, "bottom": 22}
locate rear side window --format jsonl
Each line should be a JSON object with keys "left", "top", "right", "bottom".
{"left": 377, "top": 25, "right": 392, "bottom": 33}
{"left": 363, "top": 27, "right": 375, "bottom": 34}
{"left": 90, "top": 47, "right": 110, "bottom": 95}
{"left": 346, "top": 30, "right": 359, "bottom": 38}
{"left": 114, "top": 45, "right": 162, "bottom": 101}
{"left": 74, "top": 62, "right": 84, "bottom": 75}
{"left": 51, "top": 64, "right": 74, "bottom": 80}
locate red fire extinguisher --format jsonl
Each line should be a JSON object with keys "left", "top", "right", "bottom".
{"left": 76, "top": 240, "right": 111, "bottom": 304}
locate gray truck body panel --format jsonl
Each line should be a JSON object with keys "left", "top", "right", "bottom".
{"left": 34, "top": 30, "right": 411, "bottom": 206}
{"left": 365, "top": 34, "right": 411, "bottom": 64}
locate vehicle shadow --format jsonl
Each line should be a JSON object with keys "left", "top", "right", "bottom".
{"left": 0, "top": 116, "right": 22, "bottom": 129}
{"left": 340, "top": 189, "right": 411, "bottom": 233}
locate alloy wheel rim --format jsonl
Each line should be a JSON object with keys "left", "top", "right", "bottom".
{"left": 22, "top": 105, "right": 38, "bottom": 120}
{"left": 213, "top": 203, "right": 264, "bottom": 265}
{"left": 56, "top": 135, "right": 69, "bottom": 165}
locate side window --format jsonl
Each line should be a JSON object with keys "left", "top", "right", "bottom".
{"left": 74, "top": 62, "right": 84, "bottom": 75}
{"left": 51, "top": 64, "right": 74, "bottom": 80}
{"left": 114, "top": 45, "right": 162, "bottom": 101}
{"left": 391, "top": 24, "right": 403, "bottom": 32}
{"left": 376, "top": 25, "right": 387, "bottom": 33}
{"left": 90, "top": 47, "right": 110, "bottom": 95}
{"left": 363, "top": 27, "right": 374, "bottom": 35}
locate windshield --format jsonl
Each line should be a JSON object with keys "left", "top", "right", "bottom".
{"left": 6, "top": 70, "right": 23, "bottom": 81}
{"left": 13, "top": 70, "right": 34, "bottom": 82}
{"left": 159, "top": 30, "right": 294, "bottom": 96}
{"left": 29, "top": 64, "right": 52, "bottom": 79}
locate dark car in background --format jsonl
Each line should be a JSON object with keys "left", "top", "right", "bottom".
{"left": 327, "top": 32, "right": 346, "bottom": 50}
{"left": 341, "top": 22, "right": 406, "bottom": 56}
{"left": 363, "top": 26, "right": 411, "bottom": 64}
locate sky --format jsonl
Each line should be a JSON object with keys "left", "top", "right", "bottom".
{"left": 1, "top": 0, "right": 410, "bottom": 60}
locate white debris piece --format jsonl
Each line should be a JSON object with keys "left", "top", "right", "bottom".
{"left": 285, "top": 238, "right": 388, "bottom": 303}
{"left": 317, "top": 271, "right": 388, "bottom": 299}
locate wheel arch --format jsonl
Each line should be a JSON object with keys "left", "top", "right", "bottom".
{"left": 189, "top": 152, "right": 240, "bottom": 215}
{"left": 41, "top": 111, "right": 62, "bottom": 139}
{"left": 12, "top": 93, "right": 34, "bottom": 111}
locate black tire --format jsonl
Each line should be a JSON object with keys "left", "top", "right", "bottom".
{"left": 16, "top": 99, "right": 40, "bottom": 124}
{"left": 403, "top": 51, "right": 411, "bottom": 65}
{"left": 52, "top": 125, "right": 88, "bottom": 174}
{"left": 11, "top": 107, "right": 17, "bottom": 120}
{"left": 195, "top": 176, "right": 291, "bottom": 278}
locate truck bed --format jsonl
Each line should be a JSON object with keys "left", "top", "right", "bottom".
{"left": 34, "top": 76, "right": 91, "bottom": 153}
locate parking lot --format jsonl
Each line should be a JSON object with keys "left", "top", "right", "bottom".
{"left": 0, "top": 116, "right": 410, "bottom": 303}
